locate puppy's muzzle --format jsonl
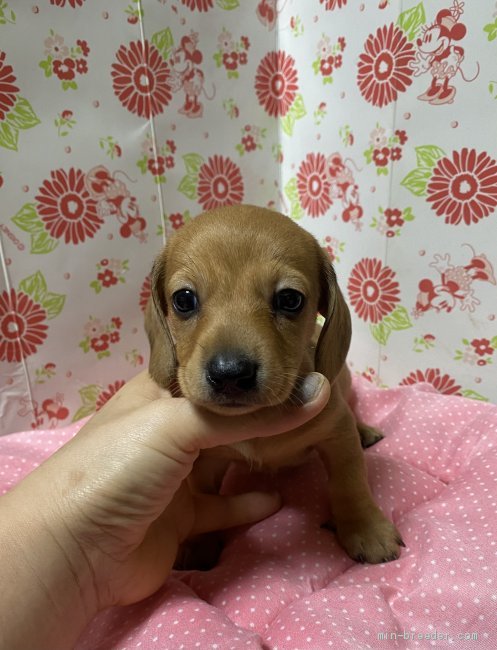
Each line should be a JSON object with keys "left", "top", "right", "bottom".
{"left": 206, "top": 350, "right": 259, "bottom": 401}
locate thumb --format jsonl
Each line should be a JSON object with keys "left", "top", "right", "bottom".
{"left": 163, "top": 372, "right": 331, "bottom": 454}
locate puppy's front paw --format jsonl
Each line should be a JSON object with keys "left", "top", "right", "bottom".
{"left": 335, "top": 510, "right": 405, "bottom": 564}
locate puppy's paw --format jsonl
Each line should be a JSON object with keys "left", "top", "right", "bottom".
{"left": 357, "top": 423, "right": 384, "bottom": 448}
{"left": 335, "top": 510, "right": 405, "bottom": 564}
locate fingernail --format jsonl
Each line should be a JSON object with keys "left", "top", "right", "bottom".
{"left": 299, "top": 373, "right": 325, "bottom": 403}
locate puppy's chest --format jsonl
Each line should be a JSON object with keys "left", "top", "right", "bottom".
{"left": 213, "top": 415, "right": 328, "bottom": 470}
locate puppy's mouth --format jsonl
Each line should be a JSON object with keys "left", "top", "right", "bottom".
{"left": 179, "top": 351, "right": 301, "bottom": 415}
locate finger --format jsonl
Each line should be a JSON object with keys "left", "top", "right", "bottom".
{"left": 151, "top": 372, "right": 331, "bottom": 454}
{"left": 190, "top": 491, "right": 282, "bottom": 537}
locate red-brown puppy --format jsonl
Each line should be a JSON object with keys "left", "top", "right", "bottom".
{"left": 145, "top": 204, "right": 404, "bottom": 565}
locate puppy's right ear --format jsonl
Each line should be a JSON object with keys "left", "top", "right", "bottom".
{"left": 144, "top": 254, "right": 177, "bottom": 388}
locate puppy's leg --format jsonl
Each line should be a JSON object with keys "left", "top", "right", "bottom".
{"left": 317, "top": 406, "right": 403, "bottom": 564}
{"left": 174, "top": 454, "right": 231, "bottom": 571}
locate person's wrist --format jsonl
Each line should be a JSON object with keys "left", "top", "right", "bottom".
{"left": 0, "top": 484, "right": 100, "bottom": 649}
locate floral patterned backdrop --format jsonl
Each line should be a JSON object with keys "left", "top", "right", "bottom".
{"left": 1, "top": 0, "right": 497, "bottom": 435}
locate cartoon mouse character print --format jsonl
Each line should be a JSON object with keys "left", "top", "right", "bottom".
{"left": 327, "top": 153, "right": 363, "bottom": 227}
{"left": 410, "top": 1, "right": 479, "bottom": 105}
{"left": 85, "top": 166, "right": 147, "bottom": 241}
{"left": 169, "top": 32, "right": 214, "bottom": 118}
{"left": 415, "top": 247, "right": 496, "bottom": 316}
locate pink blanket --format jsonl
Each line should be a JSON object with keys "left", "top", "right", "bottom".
{"left": 1, "top": 379, "right": 496, "bottom": 649}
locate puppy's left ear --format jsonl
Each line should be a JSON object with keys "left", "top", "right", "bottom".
{"left": 314, "top": 248, "right": 352, "bottom": 386}
{"left": 144, "top": 253, "right": 177, "bottom": 389}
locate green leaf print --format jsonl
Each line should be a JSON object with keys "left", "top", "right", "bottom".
{"left": 414, "top": 145, "right": 445, "bottom": 170}
{"left": 183, "top": 153, "right": 204, "bottom": 176}
{"left": 284, "top": 177, "right": 304, "bottom": 221}
{"left": 370, "top": 321, "right": 391, "bottom": 346}
{"left": 30, "top": 230, "right": 59, "bottom": 255}
{"left": 40, "top": 292, "right": 66, "bottom": 320}
{"left": 461, "top": 389, "right": 489, "bottom": 402}
{"left": 483, "top": 19, "right": 497, "bottom": 42}
{"left": 216, "top": 0, "right": 239, "bottom": 9}
{"left": 72, "top": 384, "right": 100, "bottom": 422}
{"left": 281, "top": 94, "right": 306, "bottom": 136}
{"left": 4, "top": 97, "right": 40, "bottom": 131}
{"left": 400, "top": 167, "right": 432, "bottom": 197}
{"left": 382, "top": 306, "right": 412, "bottom": 332}
{"left": 19, "top": 271, "right": 48, "bottom": 304}
{"left": 397, "top": 3, "right": 426, "bottom": 41}
{"left": 151, "top": 28, "right": 174, "bottom": 61}
{"left": 0, "top": 121, "right": 18, "bottom": 150}
{"left": 178, "top": 174, "right": 198, "bottom": 200}
{"left": 12, "top": 203, "right": 43, "bottom": 233}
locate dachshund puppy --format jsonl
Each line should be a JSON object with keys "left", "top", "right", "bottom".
{"left": 145, "top": 204, "right": 404, "bottom": 566}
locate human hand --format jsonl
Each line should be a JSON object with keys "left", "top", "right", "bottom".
{"left": 1, "top": 370, "right": 329, "bottom": 649}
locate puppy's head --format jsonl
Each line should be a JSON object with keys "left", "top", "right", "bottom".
{"left": 145, "top": 205, "right": 350, "bottom": 414}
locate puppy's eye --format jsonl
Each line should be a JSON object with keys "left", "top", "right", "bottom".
{"left": 273, "top": 289, "right": 305, "bottom": 315}
{"left": 172, "top": 289, "right": 198, "bottom": 316}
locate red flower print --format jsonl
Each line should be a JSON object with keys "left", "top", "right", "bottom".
{"left": 166, "top": 139, "right": 176, "bottom": 153}
{"left": 96, "top": 380, "right": 126, "bottom": 411}
{"left": 255, "top": 50, "right": 298, "bottom": 117}
{"left": 372, "top": 147, "right": 390, "bottom": 167}
{"left": 320, "top": 56, "right": 334, "bottom": 76}
{"left": 357, "top": 23, "right": 415, "bottom": 108}
{"left": 98, "top": 269, "right": 118, "bottom": 287}
{"left": 180, "top": 0, "right": 214, "bottom": 10}
{"left": 169, "top": 213, "right": 184, "bottom": 230}
{"left": 426, "top": 148, "right": 497, "bottom": 226}
{"left": 75, "top": 58, "right": 88, "bottom": 74}
{"left": 390, "top": 146, "right": 402, "bottom": 161}
{"left": 400, "top": 368, "right": 462, "bottom": 396}
{"left": 197, "top": 155, "right": 244, "bottom": 211}
{"left": 334, "top": 54, "right": 343, "bottom": 69}
{"left": 50, "top": 0, "right": 85, "bottom": 6}
{"left": 36, "top": 168, "right": 103, "bottom": 244}
{"left": 0, "top": 290, "right": 48, "bottom": 362}
{"left": 348, "top": 258, "right": 400, "bottom": 323}
{"left": 110, "top": 330, "right": 120, "bottom": 344}
{"left": 223, "top": 52, "right": 239, "bottom": 71}
{"left": 77, "top": 39, "right": 90, "bottom": 56}
{"left": 111, "top": 316, "right": 122, "bottom": 329}
{"left": 91, "top": 334, "right": 109, "bottom": 352}
{"left": 42, "top": 398, "right": 69, "bottom": 422}
{"left": 471, "top": 338, "right": 494, "bottom": 357}
{"left": 320, "top": 0, "right": 347, "bottom": 9}
{"left": 148, "top": 157, "right": 166, "bottom": 176}
{"left": 338, "top": 37, "right": 346, "bottom": 51}
{"left": 395, "top": 129, "right": 408, "bottom": 145}
{"left": 111, "top": 40, "right": 172, "bottom": 118}
{"left": 0, "top": 51, "right": 20, "bottom": 120}
{"left": 139, "top": 275, "right": 151, "bottom": 312}
{"left": 53, "top": 58, "right": 76, "bottom": 81}
{"left": 384, "top": 208, "right": 404, "bottom": 227}
{"left": 297, "top": 153, "right": 332, "bottom": 218}
{"left": 241, "top": 134, "right": 257, "bottom": 152}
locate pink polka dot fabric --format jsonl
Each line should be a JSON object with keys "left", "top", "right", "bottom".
{"left": 1, "top": 379, "right": 496, "bottom": 649}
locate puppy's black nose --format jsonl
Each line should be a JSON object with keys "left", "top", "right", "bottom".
{"left": 206, "top": 352, "right": 258, "bottom": 394}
